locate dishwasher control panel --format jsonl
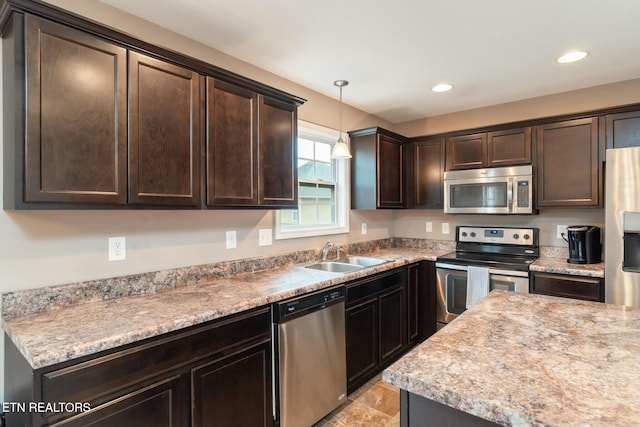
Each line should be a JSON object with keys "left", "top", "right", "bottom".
{"left": 273, "top": 286, "right": 345, "bottom": 322}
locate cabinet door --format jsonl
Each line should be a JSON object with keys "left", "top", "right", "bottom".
{"left": 446, "top": 133, "right": 487, "bottom": 170}
{"left": 258, "top": 96, "right": 298, "bottom": 207}
{"left": 191, "top": 341, "right": 272, "bottom": 427}
{"left": 346, "top": 299, "right": 378, "bottom": 393}
{"left": 530, "top": 272, "right": 604, "bottom": 302}
{"left": 23, "top": 15, "right": 127, "bottom": 204}
{"left": 537, "top": 118, "right": 600, "bottom": 207}
{"left": 378, "top": 286, "right": 405, "bottom": 366}
{"left": 487, "top": 127, "right": 532, "bottom": 167}
{"left": 129, "top": 52, "right": 201, "bottom": 206}
{"left": 606, "top": 110, "right": 640, "bottom": 149}
{"left": 378, "top": 134, "right": 405, "bottom": 208}
{"left": 412, "top": 138, "right": 445, "bottom": 208}
{"left": 50, "top": 376, "right": 187, "bottom": 427}
{"left": 206, "top": 78, "right": 258, "bottom": 206}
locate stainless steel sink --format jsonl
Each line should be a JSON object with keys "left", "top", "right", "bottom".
{"left": 304, "top": 261, "right": 363, "bottom": 273}
{"left": 304, "top": 256, "right": 388, "bottom": 273}
{"left": 334, "top": 256, "right": 388, "bottom": 267}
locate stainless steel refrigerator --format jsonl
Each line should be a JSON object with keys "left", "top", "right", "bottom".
{"left": 605, "top": 146, "right": 640, "bottom": 307}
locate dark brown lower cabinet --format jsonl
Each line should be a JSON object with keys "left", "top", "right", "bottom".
{"left": 530, "top": 271, "right": 604, "bottom": 302}
{"left": 346, "top": 269, "right": 406, "bottom": 393}
{"left": 4, "top": 307, "right": 272, "bottom": 427}
{"left": 50, "top": 376, "right": 188, "bottom": 427}
{"left": 345, "top": 298, "right": 378, "bottom": 392}
{"left": 407, "top": 261, "right": 436, "bottom": 347}
{"left": 379, "top": 286, "right": 405, "bottom": 365}
{"left": 191, "top": 341, "right": 271, "bottom": 427}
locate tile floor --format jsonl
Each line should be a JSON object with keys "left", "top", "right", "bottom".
{"left": 313, "top": 374, "right": 400, "bottom": 427}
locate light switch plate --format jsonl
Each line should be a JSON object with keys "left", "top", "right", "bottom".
{"left": 442, "top": 223, "right": 450, "bottom": 234}
{"left": 361, "top": 223, "right": 368, "bottom": 235}
{"left": 226, "top": 230, "right": 237, "bottom": 249}
{"left": 108, "top": 237, "right": 126, "bottom": 261}
{"left": 258, "top": 229, "right": 272, "bottom": 246}
{"left": 426, "top": 221, "right": 433, "bottom": 233}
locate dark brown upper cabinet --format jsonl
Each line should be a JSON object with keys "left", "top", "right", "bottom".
{"left": 206, "top": 78, "right": 259, "bottom": 206}
{"left": 128, "top": 52, "right": 202, "bottom": 207}
{"left": 606, "top": 110, "right": 640, "bottom": 149}
{"left": 406, "top": 138, "right": 445, "bottom": 209}
{"left": 2, "top": 3, "right": 304, "bottom": 210}
{"left": 4, "top": 14, "right": 128, "bottom": 208}
{"left": 446, "top": 127, "right": 531, "bottom": 171}
{"left": 350, "top": 127, "right": 406, "bottom": 209}
{"left": 258, "top": 96, "right": 298, "bottom": 207}
{"left": 536, "top": 117, "right": 601, "bottom": 207}
{"left": 487, "top": 127, "right": 532, "bottom": 167}
{"left": 206, "top": 82, "right": 298, "bottom": 208}
{"left": 445, "top": 132, "right": 487, "bottom": 170}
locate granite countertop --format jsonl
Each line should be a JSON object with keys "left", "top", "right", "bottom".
{"left": 2, "top": 248, "right": 443, "bottom": 369}
{"left": 530, "top": 257, "right": 605, "bottom": 278}
{"left": 383, "top": 291, "right": 640, "bottom": 427}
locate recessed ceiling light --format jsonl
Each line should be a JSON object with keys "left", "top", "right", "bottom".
{"left": 556, "top": 50, "right": 589, "bottom": 64}
{"left": 432, "top": 83, "right": 453, "bottom": 93}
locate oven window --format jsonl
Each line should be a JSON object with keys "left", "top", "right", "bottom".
{"left": 446, "top": 274, "right": 467, "bottom": 315}
{"left": 450, "top": 182, "right": 508, "bottom": 208}
{"left": 490, "top": 278, "right": 516, "bottom": 292}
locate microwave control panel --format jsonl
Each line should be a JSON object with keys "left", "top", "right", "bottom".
{"left": 516, "top": 180, "right": 530, "bottom": 207}
{"left": 457, "top": 226, "right": 537, "bottom": 246}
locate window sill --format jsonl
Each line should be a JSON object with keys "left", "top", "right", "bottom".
{"left": 274, "top": 224, "right": 349, "bottom": 240}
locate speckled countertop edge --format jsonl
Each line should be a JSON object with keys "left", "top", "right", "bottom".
{"left": 2, "top": 248, "right": 444, "bottom": 369}
{"left": 530, "top": 257, "right": 604, "bottom": 278}
{"left": 383, "top": 291, "right": 640, "bottom": 427}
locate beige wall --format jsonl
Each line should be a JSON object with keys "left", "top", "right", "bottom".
{"left": 394, "top": 209, "right": 604, "bottom": 248}
{"left": 395, "top": 78, "right": 640, "bottom": 137}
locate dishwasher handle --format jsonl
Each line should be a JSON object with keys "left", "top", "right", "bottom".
{"left": 273, "top": 286, "right": 345, "bottom": 323}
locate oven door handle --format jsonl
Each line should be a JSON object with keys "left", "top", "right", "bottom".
{"left": 435, "top": 262, "right": 468, "bottom": 272}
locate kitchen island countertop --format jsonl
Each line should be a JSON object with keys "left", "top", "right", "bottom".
{"left": 383, "top": 291, "right": 640, "bottom": 426}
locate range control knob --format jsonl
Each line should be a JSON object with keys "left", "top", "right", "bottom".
{"left": 470, "top": 232, "right": 476, "bottom": 238}
{"left": 523, "top": 234, "right": 530, "bottom": 240}
{"left": 513, "top": 233, "right": 520, "bottom": 240}
{"left": 461, "top": 232, "right": 468, "bottom": 237}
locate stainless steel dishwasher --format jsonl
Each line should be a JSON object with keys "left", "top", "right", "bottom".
{"left": 273, "top": 286, "right": 347, "bottom": 427}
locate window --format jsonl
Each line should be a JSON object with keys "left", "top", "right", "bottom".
{"left": 275, "top": 121, "right": 349, "bottom": 239}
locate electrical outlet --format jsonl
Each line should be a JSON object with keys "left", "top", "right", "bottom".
{"left": 442, "top": 223, "right": 450, "bottom": 234}
{"left": 557, "top": 225, "right": 568, "bottom": 239}
{"left": 361, "top": 223, "right": 368, "bottom": 235}
{"left": 109, "top": 237, "right": 126, "bottom": 261}
{"left": 258, "top": 229, "right": 272, "bottom": 246}
{"left": 426, "top": 221, "right": 433, "bottom": 233}
{"left": 226, "top": 230, "right": 237, "bottom": 249}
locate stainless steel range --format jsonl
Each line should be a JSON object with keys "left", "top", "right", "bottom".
{"left": 436, "top": 226, "right": 539, "bottom": 329}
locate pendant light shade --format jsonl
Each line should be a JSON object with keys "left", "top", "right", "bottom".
{"left": 331, "top": 80, "right": 352, "bottom": 159}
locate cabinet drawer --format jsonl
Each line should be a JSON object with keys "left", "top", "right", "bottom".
{"left": 346, "top": 269, "right": 405, "bottom": 306}
{"left": 530, "top": 272, "right": 604, "bottom": 302}
{"left": 42, "top": 308, "right": 270, "bottom": 406}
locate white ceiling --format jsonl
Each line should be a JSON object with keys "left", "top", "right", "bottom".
{"left": 100, "top": 0, "right": 640, "bottom": 124}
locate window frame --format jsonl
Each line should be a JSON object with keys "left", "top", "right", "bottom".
{"left": 274, "top": 120, "right": 350, "bottom": 240}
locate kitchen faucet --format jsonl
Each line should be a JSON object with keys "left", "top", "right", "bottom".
{"left": 321, "top": 240, "right": 341, "bottom": 261}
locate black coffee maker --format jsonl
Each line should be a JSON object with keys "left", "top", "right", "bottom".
{"left": 564, "top": 225, "right": 601, "bottom": 264}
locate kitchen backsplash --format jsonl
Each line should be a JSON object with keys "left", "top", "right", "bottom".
{"left": 0, "top": 237, "right": 574, "bottom": 320}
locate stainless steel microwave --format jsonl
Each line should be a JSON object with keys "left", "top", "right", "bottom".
{"left": 443, "top": 165, "right": 534, "bottom": 214}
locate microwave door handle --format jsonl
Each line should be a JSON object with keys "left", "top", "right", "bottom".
{"left": 507, "top": 178, "right": 514, "bottom": 212}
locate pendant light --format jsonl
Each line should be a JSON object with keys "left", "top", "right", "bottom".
{"left": 331, "top": 80, "right": 352, "bottom": 159}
